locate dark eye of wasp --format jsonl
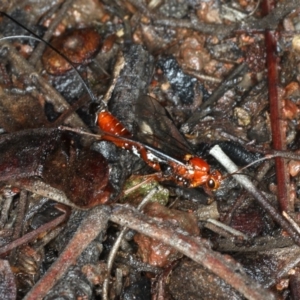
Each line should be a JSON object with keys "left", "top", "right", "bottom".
{"left": 207, "top": 179, "right": 216, "bottom": 190}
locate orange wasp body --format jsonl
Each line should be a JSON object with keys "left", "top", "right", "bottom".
{"left": 97, "top": 110, "right": 222, "bottom": 190}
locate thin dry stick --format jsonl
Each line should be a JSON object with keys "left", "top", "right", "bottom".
{"left": 183, "top": 63, "right": 247, "bottom": 131}
{"left": 283, "top": 211, "right": 300, "bottom": 236}
{"left": 0, "top": 41, "right": 87, "bottom": 129}
{"left": 8, "top": 190, "right": 28, "bottom": 263}
{"left": 24, "top": 205, "right": 110, "bottom": 300}
{"left": 0, "top": 210, "right": 68, "bottom": 256}
{"left": 0, "top": 29, "right": 97, "bottom": 104}
{"left": 205, "top": 218, "right": 248, "bottom": 240}
{"left": 209, "top": 145, "right": 300, "bottom": 246}
{"left": 0, "top": 260, "right": 16, "bottom": 298}
{"left": 264, "top": 246, "right": 300, "bottom": 288}
{"left": 102, "top": 187, "right": 159, "bottom": 300}
{"left": 128, "top": 0, "right": 298, "bottom": 38}
{"left": 263, "top": 12, "right": 290, "bottom": 211}
{"left": 11, "top": 190, "right": 28, "bottom": 240}
{"left": 110, "top": 204, "right": 276, "bottom": 300}
{"left": 0, "top": 192, "right": 14, "bottom": 228}
{"left": 14, "top": 179, "right": 82, "bottom": 209}
{"left": 28, "top": 0, "right": 76, "bottom": 65}
{"left": 216, "top": 235, "right": 294, "bottom": 252}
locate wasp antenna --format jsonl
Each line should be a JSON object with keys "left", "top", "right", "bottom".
{"left": 210, "top": 145, "right": 258, "bottom": 188}
{"left": 222, "top": 153, "right": 283, "bottom": 179}
{"left": 221, "top": 171, "right": 256, "bottom": 182}
{"left": 210, "top": 145, "right": 281, "bottom": 186}
{"left": 0, "top": 11, "right": 97, "bottom": 103}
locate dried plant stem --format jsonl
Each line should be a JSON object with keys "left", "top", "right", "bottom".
{"left": 0, "top": 41, "right": 87, "bottom": 129}
{"left": 102, "top": 187, "right": 158, "bottom": 300}
{"left": 265, "top": 247, "right": 300, "bottom": 288}
{"left": 127, "top": 0, "right": 298, "bottom": 38}
{"left": 266, "top": 30, "right": 290, "bottom": 212}
{"left": 110, "top": 204, "right": 276, "bottom": 300}
{"left": 0, "top": 260, "right": 16, "bottom": 298}
{"left": 23, "top": 206, "right": 110, "bottom": 300}
{"left": 28, "top": 0, "right": 76, "bottom": 66}
{"left": 0, "top": 209, "right": 68, "bottom": 257}
{"left": 209, "top": 145, "right": 300, "bottom": 246}
{"left": 182, "top": 63, "right": 247, "bottom": 131}
{"left": 8, "top": 190, "right": 28, "bottom": 262}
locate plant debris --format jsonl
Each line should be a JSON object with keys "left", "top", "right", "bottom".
{"left": 0, "top": 0, "right": 300, "bottom": 299}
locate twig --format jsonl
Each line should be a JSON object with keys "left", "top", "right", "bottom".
{"left": 0, "top": 260, "right": 16, "bottom": 298}
{"left": 0, "top": 41, "right": 87, "bottom": 129}
{"left": 127, "top": 0, "right": 298, "bottom": 38}
{"left": 290, "top": 272, "right": 300, "bottom": 300}
{"left": 11, "top": 190, "right": 28, "bottom": 240}
{"left": 116, "top": 251, "right": 161, "bottom": 274}
{"left": 8, "top": 190, "right": 28, "bottom": 263}
{"left": 264, "top": 246, "right": 300, "bottom": 288}
{"left": 209, "top": 145, "right": 300, "bottom": 246}
{"left": 205, "top": 218, "right": 248, "bottom": 240}
{"left": 102, "top": 187, "right": 158, "bottom": 300}
{"left": 23, "top": 205, "right": 110, "bottom": 300}
{"left": 28, "top": 0, "right": 76, "bottom": 66}
{"left": 261, "top": 0, "right": 290, "bottom": 212}
{"left": 215, "top": 235, "right": 294, "bottom": 252}
{"left": 110, "top": 204, "right": 276, "bottom": 300}
{"left": 0, "top": 208, "right": 69, "bottom": 256}
{"left": 13, "top": 179, "right": 83, "bottom": 209}
{"left": 283, "top": 211, "right": 300, "bottom": 236}
{"left": 266, "top": 32, "right": 290, "bottom": 210}
{"left": 0, "top": 191, "right": 14, "bottom": 228}
{"left": 182, "top": 63, "right": 247, "bottom": 132}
